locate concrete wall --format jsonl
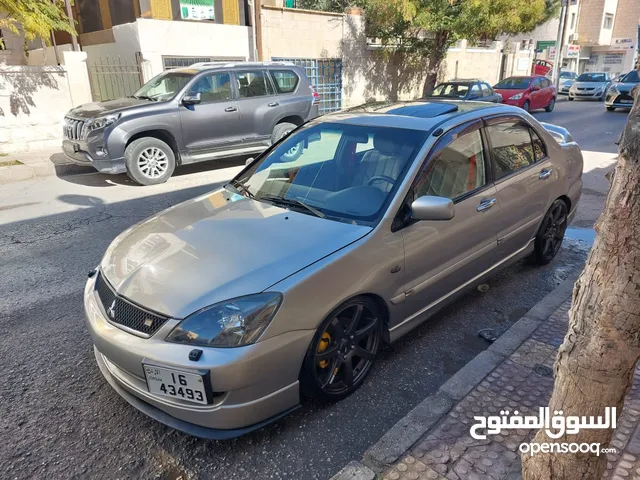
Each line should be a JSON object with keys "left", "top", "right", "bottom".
{"left": 0, "top": 54, "right": 92, "bottom": 154}
{"left": 578, "top": 0, "right": 606, "bottom": 45}
{"left": 598, "top": 0, "right": 619, "bottom": 46}
{"left": 26, "top": 45, "right": 74, "bottom": 66}
{"left": 0, "top": 24, "right": 26, "bottom": 66}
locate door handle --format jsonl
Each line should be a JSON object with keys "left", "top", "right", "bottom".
{"left": 267, "top": 102, "right": 280, "bottom": 107}
{"left": 477, "top": 198, "right": 497, "bottom": 212}
{"left": 539, "top": 168, "right": 553, "bottom": 180}
{"left": 225, "top": 106, "right": 238, "bottom": 112}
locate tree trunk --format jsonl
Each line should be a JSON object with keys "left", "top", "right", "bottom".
{"left": 522, "top": 86, "right": 640, "bottom": 478}
{"left": 422, "top": 31, "right": 449, "bottom": 97}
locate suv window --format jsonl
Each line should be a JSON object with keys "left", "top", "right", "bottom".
{"left": 188, "top": 72, "right": 232, "bottom": 103}
{"left": 270, "top": 70, "right": 300, "bottom": 94}
{"left": 487, "top": 121, "right": 535, "bottom": 179}
{"left": 415, "top": 128, "right": 487, "bottom": 200}
{"left": 236, "top": 70, "right": 274, "bottom": 98}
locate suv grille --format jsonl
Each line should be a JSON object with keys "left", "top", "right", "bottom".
{"left": 95, "top": 273, "right": 169, "bottom": 337}
{"left": 64, "top": 117, "right": 85, "bottom": 140}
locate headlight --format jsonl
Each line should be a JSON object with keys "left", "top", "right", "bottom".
{"left": 81, "top": 113, "right": 121, "bottom": 139}
{"left": 509, "top": 93, "right": 523, "bottom": 100}
{"left": 608, "top": 85, "right": 619, "bottom": 94}
{"left": 166, "top": 293, "right": 282, "bottom": 347}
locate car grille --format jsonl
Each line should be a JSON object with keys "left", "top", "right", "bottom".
{"left": 618, "top": 93, "right": 634, "bottom": 103}
{"left": 64, "top": 117, "right": 85, "bottom": 140}
{"left": 577, "top": 87, "right": 594, "bottom": 91}
{"left": 95, "top": 272, "right": 169, "bottom": 337}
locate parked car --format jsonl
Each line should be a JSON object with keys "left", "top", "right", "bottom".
{"left": 425, "top": 79, "right": 503, "bottom": 103}
{"left": 558, "top": 71, "right": 578, "bottom": 95}
{"left": 84, "top": 100, "right": 582, "bottom": 439}
{"left": 493, "top": 76, "right": 557, "bottom": 112}
{"left": 568, "top": 72, "right": 612, "bottom": 101}
{"left": 62, "top": 62, "right": 320, "bottom": 186}
{"left": 532, "top": 59, "right": 553, "bottom": 77}
{"left": 605, "top": 70, "right": 640, "bottom": 111}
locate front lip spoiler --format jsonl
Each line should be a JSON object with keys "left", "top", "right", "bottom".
{"left": 95, "top": 347, "right": 300, "bottom": 440}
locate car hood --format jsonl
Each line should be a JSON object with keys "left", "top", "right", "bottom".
{"left": 615, "top": 82, "right": 639, "bottom": 93}
{"left": 100, "top": 188, "right": 372, "bottom": 319}
{"left": 572, "top": 81, "right": 608, "bottom": 89}
{"left": 67, "top": 97, "right": 153, "bottom": 119}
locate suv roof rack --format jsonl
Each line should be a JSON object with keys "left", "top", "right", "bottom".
{"left": 190, "top": 61, "right": 296, "bottom": 68}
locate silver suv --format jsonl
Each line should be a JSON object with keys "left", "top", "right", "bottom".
{"left": 62, "top": 62, "right": 320, "bottom": 185}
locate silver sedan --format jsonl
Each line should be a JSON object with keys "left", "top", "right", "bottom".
{"left": 84, "top": 101, "right": 583, "bottom": 438}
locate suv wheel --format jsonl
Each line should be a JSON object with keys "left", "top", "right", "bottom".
{"left": 272, "top": 122, "right": 302, "bottom": 162}
{"left": 124, "top": 137, "right": 176, "bottom": 186}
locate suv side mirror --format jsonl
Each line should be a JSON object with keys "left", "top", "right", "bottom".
{"left": 182, "top": 92, "right": 201, "bottom": 106}
{"left": 411, "top": 195, "right": 454, "bottom": 221}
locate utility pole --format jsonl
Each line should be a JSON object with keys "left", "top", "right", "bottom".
{"left": 255, "top": 0, "right": 264, "bottom": 61}
{"left": 551, "top": 0, "right": 569, "bottom": 89}
{"left": 63, "top": 0, "right": 79, "bottom": 51}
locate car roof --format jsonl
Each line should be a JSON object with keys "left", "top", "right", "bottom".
{"left": 323, "top": 100, "right": 522, "bottom": 131}
{"left": 168, "top": 61, "right": 299, "bottom": 74}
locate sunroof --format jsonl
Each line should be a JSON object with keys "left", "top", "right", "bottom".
{"left": 384, "top": 102, "right": 459, "bottom": 118}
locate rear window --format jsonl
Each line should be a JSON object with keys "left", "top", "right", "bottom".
{"left": 270, "top": 70, "right": 300, "bottom": 94}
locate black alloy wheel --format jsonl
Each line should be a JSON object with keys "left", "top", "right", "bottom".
{"left": 532, "top": 199, "right": 568, "bottom": 265}
{"left": 300, "top": 297, "right": 382, "bottom": 402}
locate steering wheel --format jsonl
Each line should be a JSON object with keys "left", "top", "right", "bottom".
{"left": 367, "top": 175, "right": 396, "bottom": 188}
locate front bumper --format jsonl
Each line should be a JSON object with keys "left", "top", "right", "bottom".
{"left": 502, "top": 98, "right": 525, "bottom": 108}
{"left": 84, "top": 274, "right": 314, "bottom": 436}
{"left": 569, "top": 90, "right": 604, "bottom": 99}
{"left": 605, "top": 92, "right": 634, "bottom": 108}
{"left": 62, "top": 139, "right": 126, "bottom": 174}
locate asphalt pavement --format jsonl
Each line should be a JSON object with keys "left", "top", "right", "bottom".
{"left": 0, "top": 100, "right": 624, "bottom": 480}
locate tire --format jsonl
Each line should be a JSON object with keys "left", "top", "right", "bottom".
{"left": 522, "top": 100, "right": 530, "bottom": 112}
{"left": 545, "top": 97, "right": 556, "bottom": 112}
{"left": 530, "top": 199, "right": 569, "bottom": 265}
{"left": 272, "top": 122, "right": 302, "bottom": 162}
{"left": 124, "top": 137, "right": 176, "bottom": 186}
{"left": 299, "top": 296, "right": 383, "bottom": 403}
{"left": 568, "top": 97, "right": 574, "bottom": 101}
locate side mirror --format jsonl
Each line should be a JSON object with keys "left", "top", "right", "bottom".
{"left": 410, "top": 195, "right": 454, "bottom": 221}
{"left": 182, "top": 92, "right": 201, "bottom": 106}
{"left": 245, "top": 157, "right": 254, "bottom": 166}
{"left": 532, "top": 85, "right": 541, "bottom": 91}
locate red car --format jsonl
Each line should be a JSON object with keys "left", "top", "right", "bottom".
{"left": 532, "top": 59, "right": 553, "bottom": 76}
{"left": 493, "top": 76, "right": 557, "bottom": 112}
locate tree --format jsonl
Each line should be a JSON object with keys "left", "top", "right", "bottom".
{"left": 522, "top": 86, "right": 640, "bottom": 478}
{"left": 0, "top": 0, "right": 76, "bottom": 48}
{"left": 356, "top": 0, "right": 560, "bottom": 96}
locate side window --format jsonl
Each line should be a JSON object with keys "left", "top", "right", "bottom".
{"left": 487, "top": 121, "right": 536, "bottom": 179}
{"left": 270, "top": 70, "right": 300, "bottom": 94}
{"left": 542, "top": 78, "right": 551, "bottom": 88}
{"left": 414, "top": 128, "right": 487, "bottom": 201}
{"left": 188, "top": 73, "right": 232, "bottom": 103}
{"left": 481, "top": 84, "right": 492, "bottom": 97}
{"left": 530, "top": 128, "right": 547, "bottom": 161}
{"left": 236, "top": 70, "right": 273, "bottom": 98}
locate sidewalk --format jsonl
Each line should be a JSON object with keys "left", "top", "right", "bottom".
{"left": 332, "top": 274, "right": 640, "bottom": 480}
{"left": 0, "top": 147, "right": 93, "bottom": 185}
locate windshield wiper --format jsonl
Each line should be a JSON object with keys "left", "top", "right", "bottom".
{"left": 260, "top": 195, "right": 325, "bottom": 219}
{"left": 129, "top": 95, "right": 157, "bottom": 101}
{"left": 228, "top": 179, "right": 254, "bottom": 198}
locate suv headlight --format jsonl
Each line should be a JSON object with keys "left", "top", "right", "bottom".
{"left": 81, "top": 113, "right": 121, "bottom": 139}
{"left": 509, "top": 93, "right": 523, "bottom": 100}
{"left": 166, "top": 293, "right": 282, "bottom": 348}
{"left": 608, "top": 85, "right": 619, "bottom": 95}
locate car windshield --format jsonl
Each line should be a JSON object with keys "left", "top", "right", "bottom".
{"left": 430, "top": 83, "right": 470, "bottom": 98}
{"left": 620, "top": 70, "right": 640, "bottom": 83}
{"left": 231, "top": 123, "right": 429, "bottom": 226}
{"left": 132, "top": 71, "right": 194, "bottom": 101}
{"left": 494, "top": 77, "right": 532, "bottom": 89}
{"left": 560, "top": 71, "right": 576, "bottom": 79}
{"left": 577, "top": 73, "right": 606, "bottom": 82}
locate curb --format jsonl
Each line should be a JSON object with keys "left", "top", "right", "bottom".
{"left": 331, "top": 270, "right": 580, "bottom": 478}
{"left": 0, "top": 162, "right": 95, "bottom": 185}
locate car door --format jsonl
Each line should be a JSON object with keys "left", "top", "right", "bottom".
{"left": 178, "top": 71, "right": 242, "bottom": 162}
{"left": 528, "top": 78, "right": 544, "bottom": 109}
{"left": 398, "top": 120, "right": 501, "bottom": 320}
{"left": 234, "top": 69, "right": 285, "bottom": 147}
{"left": 540, "top": 78, "right": 554, "bottom": 105}
{"left": 485, "top": 116, "right": 557, "bottom": 257}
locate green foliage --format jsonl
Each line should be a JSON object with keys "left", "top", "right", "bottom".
{"left": 0, "top": 0, "right": 76, "bottom": 46}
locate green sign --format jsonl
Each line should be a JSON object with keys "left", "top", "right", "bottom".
{"left": 536, "top": 40, "right": 556, "bottom": 50}
{"left": 180, "top": 0, "right": 215, "bottom": 20}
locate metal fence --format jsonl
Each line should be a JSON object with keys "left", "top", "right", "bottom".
{"left": 87, "top": 54, "right": 144, "bottom": 102}
{"left": 272, "top": 57, "right": 343, "bottom": 114}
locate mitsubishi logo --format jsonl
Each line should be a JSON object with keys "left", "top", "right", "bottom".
{"left": 107, "top": 299, "right": 116, "bottom": 319}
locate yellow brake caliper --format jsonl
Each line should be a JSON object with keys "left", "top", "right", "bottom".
{"left": 317, "top": 332, "right": 331, "bottom": 368}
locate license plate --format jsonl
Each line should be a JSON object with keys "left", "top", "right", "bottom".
{"left": 143, "top": 364, "right": 209, "bottom": 405}
{"left": 621, "top": 100, "right": 633, "bottom": 104}
{"left": 63, "top": 142, "right": 78, "bottom": 155}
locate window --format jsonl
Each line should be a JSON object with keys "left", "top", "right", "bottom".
{"left": 540, "top": 78, "right": 551, "bottom": 88}
{"left": 570, "top": 13, "right": 576, "bottom": 29}
{"left": 604, "top": 53, "right": 623, "bottom": 65}
{"left": 431, "top": 83, "right": 470, "bottom": 99}
{"left": 270, "top": 70, "right": 300, "bottom": 94}
{"left": 188, "top": 73, "right": 232, "bottom": 103}
{"left": 163, "top": 56, "right": 214, "bottom": 70}
{"left": 481, "top": 84, "right": 492, "bottom": 97}
{"left": 134, "top": 71, "right": 195, "bottom": 102}
{"left": 530, "top": 129, "right": 546, "bottom": 162}
{"left": 487, "top": 121, "right": 536, "bottom": 179}
{"left": 236, "top": 70, "right": 274, "bottom": 98}
{"left": 415, "top": 129, "right": 487, "bottom": 200}
{"left": 603, "top": 13, "right": 614, "bottom": 30}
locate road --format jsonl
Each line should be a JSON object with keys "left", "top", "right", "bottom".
{"left": 0, "top": 101, "right": 622, "bottom": 480}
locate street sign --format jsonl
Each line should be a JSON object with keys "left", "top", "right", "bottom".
{"left": 536, "top": 40, "right": 557, "bottom": 50}
{"left": 565, "top": 45, "right": 580, "bottom": 58}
